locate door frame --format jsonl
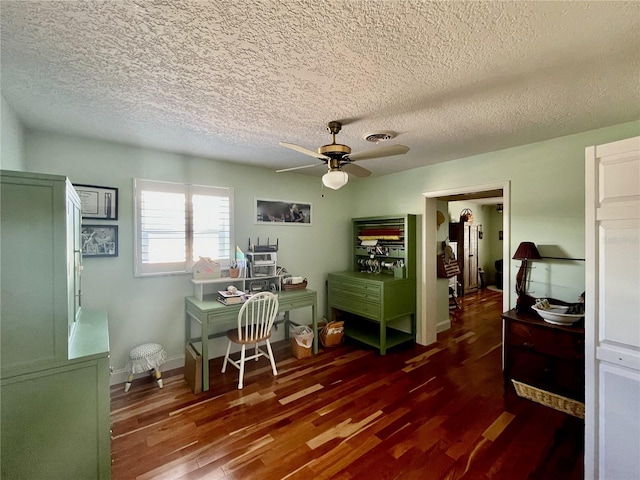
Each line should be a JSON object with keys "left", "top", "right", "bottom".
{"left": 418, "top": 181, "right": 511, "bottom": 346}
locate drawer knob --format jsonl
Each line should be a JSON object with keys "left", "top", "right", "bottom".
{"left": 522, "top": 342, "right": 535, "bottom": 350}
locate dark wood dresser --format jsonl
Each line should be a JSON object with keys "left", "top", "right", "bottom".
{"left": 502, "top": 308, "right": 585, "bottom": 402}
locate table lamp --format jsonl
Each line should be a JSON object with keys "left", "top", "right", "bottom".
{"left": 513, "top": 241, "right": 541, "bottom": 312}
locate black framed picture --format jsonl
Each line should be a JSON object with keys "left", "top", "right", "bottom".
{"left": 255, "top": 198, "right": 312, "bottom": 225}
{"left": 81, "top": 225, "right": 118, "bottom": 257}
{"left": 74, "top": 184, "right": 118, "bottom": 220}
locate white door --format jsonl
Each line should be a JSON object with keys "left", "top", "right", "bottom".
{"left": 585, "top": 136, "right": 640, "bottom": 479}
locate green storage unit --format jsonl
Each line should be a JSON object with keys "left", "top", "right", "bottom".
{"left": 1, "top": 170, "right": 111, "bottom": 479}
{"left": 328, "top": 214, "right": 417, "bottom": 354}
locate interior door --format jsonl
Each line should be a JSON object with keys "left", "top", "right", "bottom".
{"left": 585, "top": 136, "right": 640, "bottom": 479}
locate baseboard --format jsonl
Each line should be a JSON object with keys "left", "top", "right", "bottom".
{"left": 437, "top": 318, "right": 451, "bottom": 333}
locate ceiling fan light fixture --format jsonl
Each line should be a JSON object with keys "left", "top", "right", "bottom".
{"left": 322, "top": 170, "right": 349, "bottom": 190}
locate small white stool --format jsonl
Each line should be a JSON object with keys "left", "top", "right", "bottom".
{"left": 124, "top": 343, "right": 167, "bottom": 392}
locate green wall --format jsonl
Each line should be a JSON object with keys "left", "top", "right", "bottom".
{"left": 3, "top": 93, "right": 638, "bottom": 382}
{"left": 350, "top": 120, "right": 639, "bottom": 304}
{"left": 22, "top": 130, "right": 354, "bottom": 377}
{"left": 0, "top": 96, "right": 26, "bottom": 171}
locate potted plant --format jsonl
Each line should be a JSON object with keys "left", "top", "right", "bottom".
{"left": 228, "top": 260, "right": 240, "bottom": 278}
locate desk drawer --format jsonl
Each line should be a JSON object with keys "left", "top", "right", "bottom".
{"left": 279, "top": 297, "right": 315, "bottom": 311}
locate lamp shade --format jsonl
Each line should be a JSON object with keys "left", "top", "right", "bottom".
{"left": 513, "top": 241, "right": 541, "bottom": 260}
{"left": 322, "top": 170, "right": 349, "bottom": 190}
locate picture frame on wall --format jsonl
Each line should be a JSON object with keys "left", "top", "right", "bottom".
{"left": 82, "top": 225, "right": 118, "bottom": 257}
{"left": 74, "top": 184, "right": 118, "bottom": 220}
{"left": 255, "top": 198, "right": 312, "bottom": 225}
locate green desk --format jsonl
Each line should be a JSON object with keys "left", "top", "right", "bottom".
{"left": 185, "top": 289, "right": 318, "bottom": 391}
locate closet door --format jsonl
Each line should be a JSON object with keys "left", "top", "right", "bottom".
{"left": 585, "top": 136, "right": 640, "bottom": 479}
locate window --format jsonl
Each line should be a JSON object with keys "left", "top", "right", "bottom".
{"left": 134, "top": 179, "right": 233, "bottom": 277}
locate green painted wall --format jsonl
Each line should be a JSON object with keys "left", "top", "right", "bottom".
{"left": 0, "top": 96, "right": 26, "bottom": 171}
{"left": 11, "top": 118, "right": 640, "bottom": 381}
{"left": 349, "top": 120, "right": 639, "bottom": 304}
{"left": 23, "top": 131, "right": 353, "bottom": 374}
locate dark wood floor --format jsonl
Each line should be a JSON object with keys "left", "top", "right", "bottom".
{"left": 110, "top": 289, "right": 584, "bottom": 479}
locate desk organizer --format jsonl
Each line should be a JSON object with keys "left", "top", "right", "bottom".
{"left": 283, "top": 280, "right": 307, "bottom": 291}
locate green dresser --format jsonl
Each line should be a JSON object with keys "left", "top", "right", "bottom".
{"left": 1, "top": 170, "right": 111, "bottom": 479}
{"left": 328, "top": 214, "right": 417, "bottom": 354}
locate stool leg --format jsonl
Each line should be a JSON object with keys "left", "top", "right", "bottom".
{"left": 124, "top": 373, "right": 134, "bottom": 393}
{"left": 154, "top": 368, "right": 163, "bottom": 388}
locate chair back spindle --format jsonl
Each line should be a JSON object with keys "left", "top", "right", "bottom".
{"left": 237, "top": 292, "right": 278, "bottom": 342}
{"left": 223, "top": 291, "right": 280, "bottom": 389}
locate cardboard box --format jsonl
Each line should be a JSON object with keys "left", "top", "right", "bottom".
{"left": 184, "top": 343, "right": 202, "bottom": 394}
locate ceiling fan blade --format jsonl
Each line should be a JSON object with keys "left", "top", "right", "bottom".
{"left": 342, "top": 162, "right": 371, "bottom": 178}
{"left": 279, "top": 142, "right": 329, "bottom": 160}
{"left": 348, "top": 144, "right": 410, "bottom": 162}
{"left": 276, "top": 163, "right": 321, "bottom": 173}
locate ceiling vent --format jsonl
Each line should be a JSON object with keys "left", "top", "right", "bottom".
{"left": 363, "top": 131, "right": 396, "bottom": 143}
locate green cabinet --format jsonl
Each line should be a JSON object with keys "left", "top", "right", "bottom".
{"left": 1, "top": 170, "right": 82, "bottom": 377}
{"left": 352, "top": 215, "right": 416, "bottom": 279}
{"left": 328, "top": 214, "right": 417, "bottom": 354}
{"left": 1, "top": 170, "right": 111, "bottom": 479}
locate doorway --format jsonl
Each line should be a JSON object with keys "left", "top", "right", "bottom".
{"left": 417, "top": 182, "right": 511, "bottom": 346}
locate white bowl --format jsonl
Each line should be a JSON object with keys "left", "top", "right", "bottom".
{"left": 531, "top": 304, "right": 584, "bottom": 325}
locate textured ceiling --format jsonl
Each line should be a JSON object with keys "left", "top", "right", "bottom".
{"left": 1, "top": 1, "right": 639, "bottom": 177}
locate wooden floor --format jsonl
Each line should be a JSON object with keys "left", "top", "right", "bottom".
{"left": 110, "top": 289, "right": 584, "bottom": 479}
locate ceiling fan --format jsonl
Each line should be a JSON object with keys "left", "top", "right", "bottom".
{"left": 276, "top": 121, "right": 410, "bottom": 190}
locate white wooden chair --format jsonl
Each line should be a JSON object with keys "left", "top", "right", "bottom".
{"left": 221, "top": 291, "right": 279, "bottom": 389}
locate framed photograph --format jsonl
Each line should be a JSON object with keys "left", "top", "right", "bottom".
{"left": 74, "top": 184, "right": 118, "bottom": 220}
{"left": 82, "top": 225, "right": 118, "bottom": 257}
{"left": 255, "top": 198, "right": 312, "bottom": 225}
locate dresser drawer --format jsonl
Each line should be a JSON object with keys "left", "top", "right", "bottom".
{"left": 507, "top": 321, "right": 584, "bottom": 360}
{"left": 503, "top": 310, "right": 585, "bottom": 402}
{"left": 329, "top": 293, "right": 381, "bottom": 320}
{"left": 328, "top": 277, "right": 381, "bottom": 302}
{"left": 509, "top": 348, "right": 585, "bottom": 400}
{"left": 510, "top": 348, "right": 554, "bottom": 385}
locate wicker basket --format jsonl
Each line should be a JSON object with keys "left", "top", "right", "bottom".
{"left": 320, "top": 321, "right": 344, "bottom": 347}
{"left": 512, "top": 380, "right": 585, "bottom": 419}
{"left": 290, "top": 337, "right": 312, "bottom": 359}
{"left": 283, "top": 280, "right": 307, "bottom": 291}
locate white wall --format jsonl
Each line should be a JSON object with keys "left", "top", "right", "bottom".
{"left": 0, "top": 96, "right": 26, "bottom": 171}
{"left": 24, "top": 131, "right": 354, "bottom": 382}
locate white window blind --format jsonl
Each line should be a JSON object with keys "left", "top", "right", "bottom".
{"left": 134, "top": 179, "right": 233, "bottom": 277}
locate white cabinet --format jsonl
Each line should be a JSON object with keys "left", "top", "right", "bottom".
{"left": 585, "top": 136, "right": 640, "bottom": 479}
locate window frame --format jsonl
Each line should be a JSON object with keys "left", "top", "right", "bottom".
{"left": 133, "top": 178, "right": 234, "bottom": 277}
